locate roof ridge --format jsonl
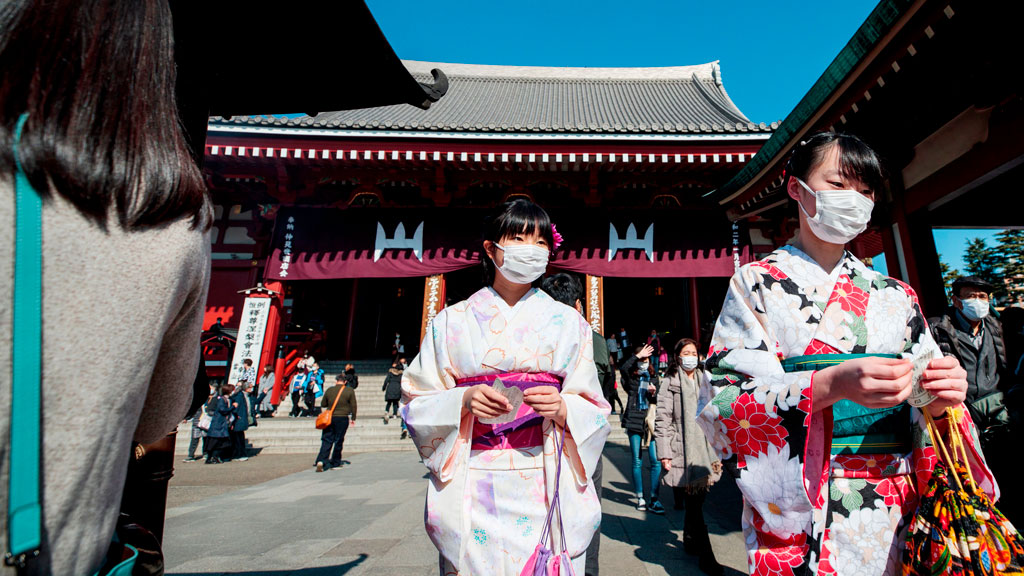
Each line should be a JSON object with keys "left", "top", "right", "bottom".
{"left": 402, "top": 60, "right": 721, "bottom": 82}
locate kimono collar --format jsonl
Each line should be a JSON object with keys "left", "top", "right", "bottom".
{"left": 782, "top": 244, "right": 852, "bottom": 279}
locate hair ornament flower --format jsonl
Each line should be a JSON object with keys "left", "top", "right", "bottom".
{"left": 551, "top": 224, "right": 564, "bottom": 250}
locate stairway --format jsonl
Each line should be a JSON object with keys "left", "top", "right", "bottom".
{"left": 176, "top": 371, "right": 630, "bottom": 456}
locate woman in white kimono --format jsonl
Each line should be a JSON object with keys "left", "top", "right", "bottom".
{"left": 402, "top": 199, "right": 611, "bottom": 575}
{"left": 697, "top": 132, "right": 998, "bottom": 576}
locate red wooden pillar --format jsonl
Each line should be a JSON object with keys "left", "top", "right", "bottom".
{"left": 259, "top": 279, "right": 284, "bottom": 378}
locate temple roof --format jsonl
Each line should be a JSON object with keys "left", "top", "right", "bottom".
{"left": 211, "top": 60, "right": 775, "bottom": 136}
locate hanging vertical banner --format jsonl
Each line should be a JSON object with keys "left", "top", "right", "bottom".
{"left": 421, "top": 274, "right": 446, "bottom": 342}
{"left": 732, "top": 222, "right": 741, "bottom": 272}
{"left": 585, "top": 275, "right": 604, "bottom": 335}
{"left": 227, "top": 297, "right": 272, "bottom": 384}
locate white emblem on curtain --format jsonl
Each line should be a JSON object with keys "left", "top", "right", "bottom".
{"left": 608, "top": 222, "right": 654, "bottom": 261}
{"left": 374, "top": 221, "right": 424, "bottom": 262}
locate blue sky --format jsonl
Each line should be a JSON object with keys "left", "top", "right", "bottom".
{"left": 933, "top": 229, "right": 1002, "bottom": 275}
{"left": 367, "top": 0, "right": 879, "bottom": 123}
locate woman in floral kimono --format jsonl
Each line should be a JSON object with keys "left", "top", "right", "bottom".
{"left": 697, "top": 132, "right": 999, "bottom": 576}
{"left": 402, "top": 199, "right": 611, "bottom": 575}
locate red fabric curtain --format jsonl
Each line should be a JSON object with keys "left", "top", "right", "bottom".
{"left": 265, "top": 207, "right": 749, "bottom": 280}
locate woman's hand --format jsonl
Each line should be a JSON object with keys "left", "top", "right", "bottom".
{"left": 462, "top": 384, "right": 512, "bottom": 419}
{"left": 660, "top": 458, "right": 672, "bottom": 471}
{"left": 813, "top": 357, "right": 913, "bottom": 412}
{"left": 636, "top": 345, "right": 655, "bottom": 360}
{"left": 523, "top": 386, "right": 567, "bottom": 426}
{"left": 920, "top": 355, "right": 968, "bottom": 417}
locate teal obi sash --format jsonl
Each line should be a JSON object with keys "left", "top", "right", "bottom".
{"left": 781, "top": 353, "right": 913, "bottom": 456}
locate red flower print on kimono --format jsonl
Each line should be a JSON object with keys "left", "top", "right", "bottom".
{"left": 723, "top": 393, "right": 788, "bottom": 455}
{"left": 840, "top": 455, "right": 888, "bottom": 478}
{"left": 804, "top": 339, "right": 842, "bottom": 356}
{"left": 750, "top": 533, "right": 807, "bottom": 576}
{"left": 816, "top": 534, "right": 838, "bottom": 576}
{"left": 866, "top": 476, "right": 913, "bottom": 508}
{"left": 911, "top": 446, "right": 937, "bottom": 492}
{"left": 829, "top": 276, "right": 870, "bottom": 316}
{"left": 750, "top": 261, "right": 788, "bottom": 282}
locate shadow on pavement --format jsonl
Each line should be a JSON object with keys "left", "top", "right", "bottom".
{"left": 169, "top": 553, "right": 366, "bottom": 576}
{"left": 602, "top": 444, "right": 743, "bottom": 537}
{"left": 600, "top": 512, "right": 746, "bottom": 576}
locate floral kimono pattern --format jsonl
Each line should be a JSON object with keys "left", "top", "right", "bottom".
{"left": 402, "top": 287, "right": 611, "bottom": 576}
{"left": 697, "top": 245, "right": 998, "bottom": 576}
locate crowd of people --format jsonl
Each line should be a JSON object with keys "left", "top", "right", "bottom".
{"left": 183, "top": 359, "right": 260, "bottom": 464}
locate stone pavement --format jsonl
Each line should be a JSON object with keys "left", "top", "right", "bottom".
{"left": 163, "top": 443, "right": 747, "bottom": 576}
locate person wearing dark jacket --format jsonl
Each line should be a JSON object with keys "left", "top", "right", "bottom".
{"left": 928, "top": 276, "right": 1009, "bottom": 444}
{"left": 929, "top": 275, "right": 1017, "bottom": 525}
{"left": 316, "top": 374, "right": 358, "bottom": 472}
{"left": 620, "top": 344, "right": 662, "bottom": 513}
{"left": 205, "top": 385, "right": 235, "bottom": 464}
{"left": 382, "top": 362, "right": 404, "bottom": 423}
{"left": 342, "top": 363, "right": 359, "bottom": 389}
{"left": 229, "top": 383, "right": 250, "bottom": 461}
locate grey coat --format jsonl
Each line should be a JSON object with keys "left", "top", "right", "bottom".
{"left": 654, "top": 369, "right": 720, "bottom": 490}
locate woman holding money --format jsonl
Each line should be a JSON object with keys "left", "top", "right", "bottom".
{"left": 696, "top": 132, "right": 999, "bottom": 576}
{"left": 401, "top": 199, "right": 611, "bottom": 575}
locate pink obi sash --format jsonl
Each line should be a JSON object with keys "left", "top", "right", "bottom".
{"left": 455, "top": 372, "right": 562, "bottom": 451}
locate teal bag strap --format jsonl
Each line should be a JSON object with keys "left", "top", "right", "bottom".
{"left": 6, "top": 113, "right": 43, "bottom": 569}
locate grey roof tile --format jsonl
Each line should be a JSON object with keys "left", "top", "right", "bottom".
{"left": 213, "top": 60, "right": 772, "bottom": 135}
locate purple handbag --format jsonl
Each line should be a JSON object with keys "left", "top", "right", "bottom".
{"left": 520, "top": 426, "right": 576, "bottom": 576}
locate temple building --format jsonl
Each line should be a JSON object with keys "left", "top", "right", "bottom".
{"left": 201, "top": 60, "right": 776, "bottom": 374}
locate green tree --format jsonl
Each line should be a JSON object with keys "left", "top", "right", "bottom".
{"left": 937, "top": 255, "right": 960, "bottom": 305}
{"left": 963, "top": 237, "right": 1004, "bottom": 302}
{"left": 996, "top": 229, "right": 1024, "bottom": 305}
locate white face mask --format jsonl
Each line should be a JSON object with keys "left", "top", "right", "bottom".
{"left": 493, "top": 243, "right": 549, "bottom": 284}
{"left": 795, "top": 178, "right": 874, "bottom": 244}
{"left": 959, "top": 298, "right": 990, "bottom": 322}
{"left": 681, "top": 356, "right": 699, "bottom": 371}
{"left": 638, "top": 361, "right": 650, "bottom": 372}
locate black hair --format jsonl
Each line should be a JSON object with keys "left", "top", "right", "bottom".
{"left": 539, "top": 273, "right": 583, "bottom": 309}
{"left": 480, "top": 199, "right": 555, "bottom": 285}
{"left": 665, "top": 338, "right": 700, "bottom": 379}
{"left": 243, "top": 358, "right": 253, "bottom": 366}
{"left": 784, "top": 132, "right": 886, "bottom": 197}
{"left": 630, "top": 346, "right": 656, "bottom": 377}
{"left": 0, "top": 0, "right": 210, "bottom": 231}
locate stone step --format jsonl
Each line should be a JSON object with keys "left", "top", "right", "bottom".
{"left": 174, "top": 422, "right": 630, "bottom": 455}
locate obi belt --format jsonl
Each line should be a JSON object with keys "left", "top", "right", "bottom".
{"left": 455, "top": 372, "right": 562, "bottom": 451}
{"left": 782, "top": 353, "right": 912, "bottom": 456}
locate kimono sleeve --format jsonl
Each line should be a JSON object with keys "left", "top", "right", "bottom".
{"left": 697, "top": 265, "right": 817, "bottom": 540}
{"left": 559, "top": 313, "right": 612, "bottom": 487}
{"left": 400, "top": 309, "right": 470, "bottom": 483}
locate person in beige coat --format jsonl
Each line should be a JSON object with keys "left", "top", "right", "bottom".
{"left": 655, "top": 338, "right": 723, "bottom": 576}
